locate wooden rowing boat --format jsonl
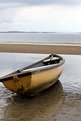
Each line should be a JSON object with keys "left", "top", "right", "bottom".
{"left": 0, "top": 54, "right": 65, "bottom": 95}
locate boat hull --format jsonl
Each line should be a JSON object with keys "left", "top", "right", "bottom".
{"left": 0, "top": 54, "right": 65, "bottom": 95}
{"left": 2, "top": 64, "right": 64, "bottom": 95}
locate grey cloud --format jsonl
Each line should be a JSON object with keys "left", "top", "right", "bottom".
{"left": 0, "top": 6, "right": 18, "bottom": 24}
{"left": 0, "top": 0, "right": 81, "bottom": 6}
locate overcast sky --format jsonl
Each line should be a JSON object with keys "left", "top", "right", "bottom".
{"left": 0, "top": 0, "right": 81, "bottom": 32}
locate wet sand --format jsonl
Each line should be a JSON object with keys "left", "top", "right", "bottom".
{"left": 0, "top": 81, "right": 63, "bottom": 121}
{"left": 0, "top": 43, "right": 81, "bottom": 55}
{"left": 0, "top": 53, "right": 81, "bottom": 121}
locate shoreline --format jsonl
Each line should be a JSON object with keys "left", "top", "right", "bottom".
{"left": 0, "top": 43, "right": 81, "bottom": 55}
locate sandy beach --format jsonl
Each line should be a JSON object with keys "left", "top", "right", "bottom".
{"left": 0, "top": 43, "right": 81, "bottom": 54}
{"left": 0, "top": 47, "right": 81, "bottom": 121}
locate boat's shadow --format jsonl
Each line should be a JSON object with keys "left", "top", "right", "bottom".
{"left": 3, "top": 80, "right": 64, "bottom": 121}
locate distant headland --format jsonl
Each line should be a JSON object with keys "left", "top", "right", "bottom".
{"left": 0, "top": 31, "right": 57, "bottom": 33}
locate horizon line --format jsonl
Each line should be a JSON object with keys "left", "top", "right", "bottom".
{"left": 0, "top": 31, "right": 81, "bottom": 33}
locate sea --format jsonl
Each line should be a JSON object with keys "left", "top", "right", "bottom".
{"left": 0, "top": 32, "right": 81, "bottom": 44}
{"left": 0, "top": 33, "right": 81, "bottom": 121}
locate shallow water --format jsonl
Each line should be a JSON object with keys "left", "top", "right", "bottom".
{"left": 0, "top": 53, "right": 81, "bottom": 121}
{"left": 0, "top": 33, "right": 81, "bottom": 44}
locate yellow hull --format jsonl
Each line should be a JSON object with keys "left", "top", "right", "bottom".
{"left": 2, "top": 65, "right": 63, "bottom": 95}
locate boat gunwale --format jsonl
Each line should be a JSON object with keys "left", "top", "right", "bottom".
{"left": 0, "top": 54, "right": 65, "bottom": 82}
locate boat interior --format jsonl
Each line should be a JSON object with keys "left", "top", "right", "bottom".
{"left": 18, "top": 54, "right": 61, "bottom": 72}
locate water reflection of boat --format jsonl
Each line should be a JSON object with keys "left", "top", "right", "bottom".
{"left": 0, "top": 54, "right": 64, "bottom": 95}
{"left": 3, "top": 80, "right": 64, "bottom": 121}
